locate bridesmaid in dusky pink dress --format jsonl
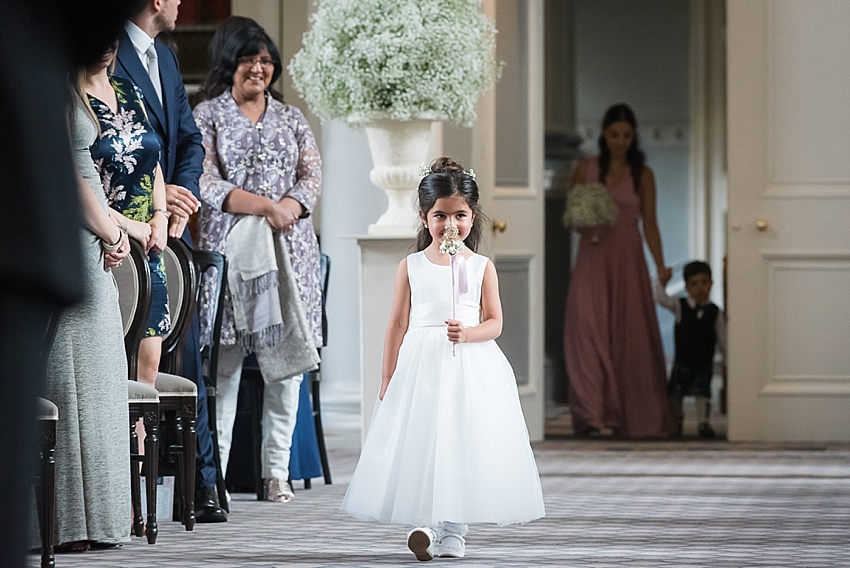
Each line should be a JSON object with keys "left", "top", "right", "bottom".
{"left": 563, "top": 103, "right": 675, "bottom": 438}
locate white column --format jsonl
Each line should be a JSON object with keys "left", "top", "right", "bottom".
{"left": 352, "top": 236, "right": 416, "bottom": 443}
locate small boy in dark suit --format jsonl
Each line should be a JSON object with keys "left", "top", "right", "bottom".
{"left": 655, "top": 261, "right": 726, "bottom": 438}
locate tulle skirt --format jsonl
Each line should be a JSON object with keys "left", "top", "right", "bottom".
{"left": 341, "top": 326, "right": 545, "bottom": 527}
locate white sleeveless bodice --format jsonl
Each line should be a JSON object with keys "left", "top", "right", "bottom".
{"left": 407, "top": 250, "right": 487, "bottom": 331}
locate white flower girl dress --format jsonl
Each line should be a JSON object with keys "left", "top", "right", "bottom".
{"left": 341, "top": 251, "right": 545, "bottom": 527}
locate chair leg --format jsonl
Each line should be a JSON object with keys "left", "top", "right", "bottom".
{"left": 143, "top": 404, "right": 159, "bottom": 545}
{"left": 181, "top": 397, "right": 196, "bottom": 531}
{"left": 169, "top": 412, "right": 184, "bottom": 523}
{"left": 39, "top": 420, "right": 56, "bottom": 568}
{"left": 206, "top": 391, "right": 229, "bottom": 513}
{"left": 129, "top": 414, "right": 144, "bottom": 538}
{"left": 311, "top": 375, "right": 332, "bottom": 485}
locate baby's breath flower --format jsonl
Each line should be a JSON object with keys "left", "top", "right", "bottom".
{"left": 562, "top": 183, "right": 618, "bottom": 229}
{"left": 289, "top": 0, "right": 503, "bottom": 127}
{"left": 440, "top": 225, "right": 465, "bottom": 255}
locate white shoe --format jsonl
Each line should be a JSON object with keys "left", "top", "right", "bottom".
{"left": 407, "top": 527, "right": 435, "bottom": 561}
{"left": 436, "top": 533, "right": 466, "bottom": 558}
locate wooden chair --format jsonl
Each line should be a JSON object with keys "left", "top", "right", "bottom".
{"left": 127, "top": 381, "right": 160, "bottom": 543}
{"left": 156, "top": 237, "right": 198, "bottom": 531}
{"left": 113, "top": 238, "right": 160, "bottom": 544}
{"left": 192, "top": 249, "right": 230, "bottom": 511}
{"left": 35, "top": 397, "right": 58, "bottom": 568}
{"left": 34, "top": 311, "right": 61, "bottom": 566}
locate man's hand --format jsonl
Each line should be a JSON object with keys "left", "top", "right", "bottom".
{"left": 169, "top": 214, "right": 188, "bottom": 238}
{"left": 165, "top": 184, "right": 199, "bottom": 237}
{"left": 165, "top": 184, "right": 200, "bottom": 218}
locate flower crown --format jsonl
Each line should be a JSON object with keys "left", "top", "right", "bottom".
{"left": 418, "top": 163, "right": 476, "bottom": 181}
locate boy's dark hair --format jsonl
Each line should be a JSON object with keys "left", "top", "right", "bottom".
{"left": 683, "top": 261, "right": 712, "bottom": 282}
{"left": 416, "top": 157, "right": 485, "bottom": 252}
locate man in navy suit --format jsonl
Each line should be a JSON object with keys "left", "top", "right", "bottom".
{"left": 114, "top": 0, "right": 227, "bottom": 523}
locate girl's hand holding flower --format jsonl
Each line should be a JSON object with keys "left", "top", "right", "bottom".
{"left": 445, "top": 319, "right": 467, "bottom": 344}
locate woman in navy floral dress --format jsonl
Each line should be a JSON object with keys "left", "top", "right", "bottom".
{"left": 86, "top": 42, "right": 170, "bottom": 390}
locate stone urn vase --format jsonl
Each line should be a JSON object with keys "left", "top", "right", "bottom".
{"left": 362, "top": 118, "right": 435, "bottom": 236}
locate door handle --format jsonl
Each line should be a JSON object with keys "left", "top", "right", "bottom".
{"left": 756, "top": 219, "right": 769, "bottom": 232}
{"left": 491, "top": 220, "right": 507, "bottom": 233}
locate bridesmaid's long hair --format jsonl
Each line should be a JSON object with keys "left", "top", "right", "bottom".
{"left": 597, "top": 103, "right": 645, "bottom": 193}
{"left": 416, "top": 157, "right": 485, "bottom": 253}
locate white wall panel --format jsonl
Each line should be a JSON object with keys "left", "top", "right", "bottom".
{"left": 768, "top": 0, "right": 850, "bottom": 184}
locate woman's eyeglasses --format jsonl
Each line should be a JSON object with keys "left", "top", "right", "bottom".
{"left": 237, "top": 56, "right": 275, "bottom": 69}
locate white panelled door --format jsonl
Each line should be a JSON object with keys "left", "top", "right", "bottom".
{"left": 474, "top": 0, "right": 545, "bottom": 441}
{"left": 727, "top": 1, "right": 850, "bottom": 441}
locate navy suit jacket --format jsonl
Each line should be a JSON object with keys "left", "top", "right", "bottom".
{"left": 114, "top": 28, "right": 203, "bottom": 200}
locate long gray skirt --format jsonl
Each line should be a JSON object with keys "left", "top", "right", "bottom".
{"left": 45, "top": 230, "right": 130, "bottom": 545}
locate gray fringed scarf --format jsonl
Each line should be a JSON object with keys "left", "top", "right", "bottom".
{"left": 225, "top": 216, "right": 320, "bottom": 381}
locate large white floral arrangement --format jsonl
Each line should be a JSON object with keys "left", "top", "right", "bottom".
{"left": 288, "top": 0, "right": 501, "bottom": 127}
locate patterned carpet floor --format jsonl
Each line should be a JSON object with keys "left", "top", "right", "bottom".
{"left": 30, "top": 439, "right": 850, "bottom": 567}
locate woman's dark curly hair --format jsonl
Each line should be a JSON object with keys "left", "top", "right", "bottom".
{"left": 416, "top": 157, "right": 484, "bottom": 252}
{"left": 597, "top": 103, "right": 645, "bottom": 193}
{"left": 199, "top": 17, "right": 284, "bottom": 102}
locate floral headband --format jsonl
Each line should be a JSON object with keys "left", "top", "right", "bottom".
{"left": 418, "top": 163, "right": 476, "bottom": 181}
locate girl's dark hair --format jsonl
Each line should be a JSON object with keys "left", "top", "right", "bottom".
{"left": 199, "top": 17, "right": 284, "bottom": 102}
{"left": 597, "top": 103, "right": 645, "bottom": 193}
{"left": 416, "top": 157, "right": 484, "bottom": 252}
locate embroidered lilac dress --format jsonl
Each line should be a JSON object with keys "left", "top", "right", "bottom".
{"left": 193, "top": 91, "right": 323, "bottom": 349}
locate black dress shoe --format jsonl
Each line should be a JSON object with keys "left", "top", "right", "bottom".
{"left": 698, "top": 423, "right": 716, "bottom": 439}
{"left": 195, "top": 486, "right": 227, "bottom": 523}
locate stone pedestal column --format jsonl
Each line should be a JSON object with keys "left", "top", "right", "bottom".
{"left": 353, "top": 235, "right": 416, "bottom": 443}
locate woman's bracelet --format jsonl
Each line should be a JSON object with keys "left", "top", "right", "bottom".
{"left": 101, "top": 230, "right": 123, "bottom": 252}
{"left": 152, "top": 208, "right": 169, "bottom": 219}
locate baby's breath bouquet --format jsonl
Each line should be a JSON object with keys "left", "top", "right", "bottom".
{"left": 288, "top": 0, "right": 502, "bottom": 127}
{"left": 562, "top": 182, "right": 618, "bottom": 231}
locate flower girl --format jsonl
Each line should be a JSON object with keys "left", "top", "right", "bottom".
{"left": 341, "top": 157, "right": 545, "bottom": 561}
